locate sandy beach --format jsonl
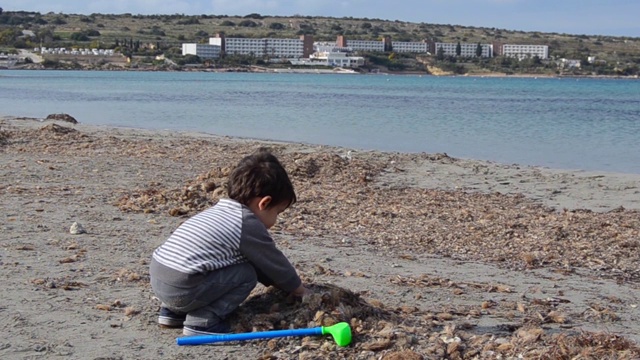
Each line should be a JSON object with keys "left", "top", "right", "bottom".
{"left": 1, "top": 116, "right": 639, "bottom": 359}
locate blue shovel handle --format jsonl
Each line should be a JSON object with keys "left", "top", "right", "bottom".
{"left": 177, "top": 326, "right": 323, "bottom": 346}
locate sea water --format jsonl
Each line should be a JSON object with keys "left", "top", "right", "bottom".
{"left": 1, "top": 70, "right": 639, "bottom": 174}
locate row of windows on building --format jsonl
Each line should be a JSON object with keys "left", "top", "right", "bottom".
{"left": 182, "top": 35, "right": 549, "bottom": 61}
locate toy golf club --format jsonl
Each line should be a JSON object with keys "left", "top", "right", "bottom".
{"left": 176, "top": 322, "right": 352, "bottom": 347}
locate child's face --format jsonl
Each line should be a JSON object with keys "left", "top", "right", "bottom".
{"left": 250, "top": 197, "right": 289, "bottom": 229}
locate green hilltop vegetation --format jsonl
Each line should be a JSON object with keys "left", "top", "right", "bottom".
{"left": 1, "top": 9, "right": 640, "bottom": 75}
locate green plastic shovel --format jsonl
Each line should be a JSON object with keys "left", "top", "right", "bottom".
{"left": 176, "top": 322, "right": 352, "bottom": 347}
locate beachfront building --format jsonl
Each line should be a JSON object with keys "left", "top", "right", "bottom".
{"left": 312, "top": 37, "right": 429, "bottom": 58}
{"left": 38, "top": 47, "right": 116, "bottom": 56}
{"left": 336, "top": 35, "right": 387, "bottom": 52}
{"left": 288, "top": 43, "right": 360, "bottom": 67}
{"left": 391, "top": 41, "right": 430, "bottom": 54}
{"left": 0, "top": 53, "right": 18, "bottom": 68}
{"left": 558, "top": 58, "right": 581, "bottom": 69}
{"left": 181, "top": 34, "right": 552, "bottom": 66}
{"left": 498, "top": 44, "right": 549, "bottom": 60}
{"left": 287, "top": 41, "right": 364, "bottom": 68}
{"left": 314, "top": 42, "right": 340, "bottom": 53}
{"left": 209, "top": 34, "right": 314, "bottom": 58}
{"left": 345, "top": 40, "right": 386, "bottom": 52}
{"left": 309, "top": 51, "right": 364, "bottom": 68}
{"left": 433, "top": 42, "right": 493, "bottom": 57}
{"left": 181, "top": 43, "right": 221, "bottom": 59}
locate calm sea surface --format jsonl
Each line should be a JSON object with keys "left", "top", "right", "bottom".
{"left": 1, "top": 70, "right": 639, "bottom": 174}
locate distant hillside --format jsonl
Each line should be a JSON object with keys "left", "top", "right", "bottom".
{"left": 1, "top": 11, "right": 639, "bottom": 75}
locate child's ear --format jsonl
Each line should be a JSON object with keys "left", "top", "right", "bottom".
{"left": 258, "top": 196, "right": 272, "bottom": 210}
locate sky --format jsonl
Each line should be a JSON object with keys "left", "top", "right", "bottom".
{"left": 2, "top": 0, "right": 639, "bottom": 37}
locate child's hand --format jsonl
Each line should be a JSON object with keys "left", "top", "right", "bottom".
{"left": 288, "top": 285, "right": 311, "bottom": 302}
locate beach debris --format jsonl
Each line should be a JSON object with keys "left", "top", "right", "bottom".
{"left": 69, "top": 222, "right": 86, "bottom": 234}
{"left": 95, "top": 304, "right": 112, "bottom": 311}
{"left": 59, "top": 248, "right": 87, "bottom": 264}
{"left": 583, "top": 303, "right": 621, "bottom": 322}
{"left": 201, "top": 180, "right": 217, "bottom": 192}
{"left": 115, "top": 268, "right": 142, "bottom": 282}
{"left": 124, "top": 307, "right": 140, "bottom": 317}
{"left": 39, "top": 123, "right": 79, "bottom": 135}
{"left": 45, "top": 113, "right": 78, "bottom": 124}
{"left": 59, "top": 256, "right": 77, "bottom": 263}
{"left": 224, "top": 282, "right": 640, "bottom": 358}
{"left": 31, "top": 277, "right": 86, "bottom": 291}
{"left": 0, "top": 128, "right": 9, "bottom": 146}
{"left": 111, "top": 147, "right": 640, "bottom": 283}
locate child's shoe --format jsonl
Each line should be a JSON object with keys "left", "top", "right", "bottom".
{"left": 158, "top": 307, "right": 186, "bottom": 328}
{"left": 183, "top": 320, "right": 231, "bottom": 336}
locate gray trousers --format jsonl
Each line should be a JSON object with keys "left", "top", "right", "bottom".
{"left": 151, "top": 262, "right": 257, "bottom": 328}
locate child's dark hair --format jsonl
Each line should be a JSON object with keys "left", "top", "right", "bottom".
{"left": 227, "top": 148, "right": 297, "bottom": 208}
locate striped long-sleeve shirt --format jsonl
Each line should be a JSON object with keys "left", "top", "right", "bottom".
{"left": 152, "top": 198, "right": 301, "bottom": 293}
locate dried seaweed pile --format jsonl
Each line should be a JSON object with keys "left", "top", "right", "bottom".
{"left": 116, "top": 166, "right": 232, "bottom": 215}
{"left": 14, "top": 123, "right": 634, "bottom": 280}
{"left": 226, "top": 283, "right": 640, "bottom": 359}
{"left": 285, "top": 179, "right": 640, "bottom": 281}
{"left": 109, "top": 140, "right": 640, "bottom": 282}
{"left": 0, "top": 128, "right": 9, "bottom": 146}
{"left": 284, "top": 164, "right": 640, "bottom": 282}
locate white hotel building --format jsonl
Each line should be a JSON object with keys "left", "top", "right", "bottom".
{"left": 391, "top": 41, "right": 430, "bottom": 54}
{"left": 209, "top": 37, "right": 310, "bottom": 58}
{"left": 211, "top": 34, "right": 314, "bottom": 58}
{"left": 181, "top": 34, "right": 551, "bottom": 66}
{"left": 182, "top": 34, "right": 314, "bottom": 59}
{"left": 181, "top": 43, "right": 221, "bottom": 59}
{"left": 434, "top": 42, "right": 493, "bottom": 58}
{"left": 332, "top": 36, "right": 430, "bottom": 54}
{"left": 335, "top": 35, "right": 388, "bottom": 53}
{"left": 343, "top": 40, "right": 386, "bottom": 52}
{"left": 500, "top": 44, "right": 549, "bottom": 60}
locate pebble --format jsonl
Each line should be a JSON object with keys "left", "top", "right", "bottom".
{"left": 69, "top": 222, "right": 86, "bottom": 234}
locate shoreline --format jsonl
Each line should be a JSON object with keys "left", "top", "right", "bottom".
{"left": 5, "top": 115, "right": 640, "bottom": 204}
{"left": 4, "top": 65, "right": 640, "bottom": 80}
{"left": 4, "top": 115, "right": 640, "bottom": 213}
{"left": 4, "top": 114, "right": 639, "bottom": 178}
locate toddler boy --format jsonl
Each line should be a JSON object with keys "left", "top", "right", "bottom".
{"left": 150, "top": 148, "right": 307, "bottom": 335}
